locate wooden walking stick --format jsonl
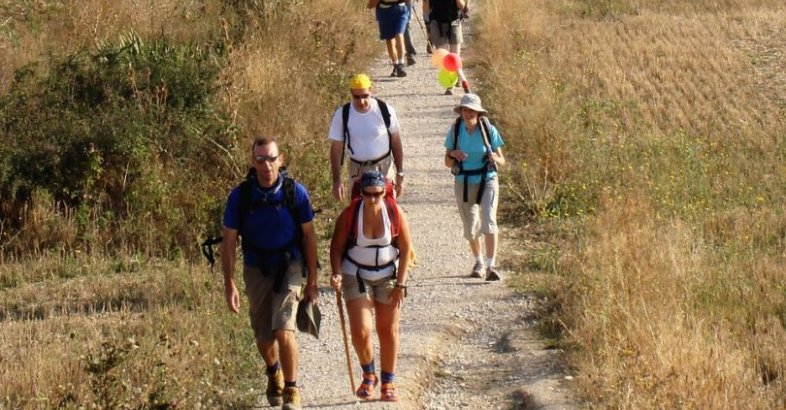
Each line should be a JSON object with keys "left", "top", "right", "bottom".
{"left": 335, "top": 289, "right": 356, "bottom": 394}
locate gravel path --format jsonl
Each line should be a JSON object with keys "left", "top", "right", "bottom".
{"left": 277, "top": 12, "right": 580, "bottom": 410}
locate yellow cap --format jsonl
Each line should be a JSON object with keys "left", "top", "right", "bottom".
{"left": 349, "top": 74, "right": 372, "bottom": 90}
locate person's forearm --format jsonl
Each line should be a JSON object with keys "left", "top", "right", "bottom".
{"left": 303, "top": 231, "right": 319, "bottom": 286}
{"left": 445, "top": 151, "right": 455, "bottom": 167}
{"left": 391, "top": 133, "right": 404, "bottom": 172}
{"left": 221, "top": 241, "right": 236, "bottom": 284}
{"left": 330, "top": 141, "right": 344, "bottom": 183}
{"left": 397, "top": 243, "right": 410, "bottom": 285}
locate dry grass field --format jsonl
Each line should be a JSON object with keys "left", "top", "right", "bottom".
{"left": 3, "top": 0, "right": 786, "bottom": 407}
{"left": 474, "top": 0, "right": 786, "bottom": 407}
{"left": 0, "top": 0, "right": 377, "bottom": 407}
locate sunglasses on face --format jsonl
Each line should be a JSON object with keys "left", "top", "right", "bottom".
{"left": 362, "top": 190, "right": 384, "bottom": 198}
{"left": 352, "top": 93, "right": 370, "bottom": 100}
{"left": 254, "top": 155, "right": 279, "bottom": 164}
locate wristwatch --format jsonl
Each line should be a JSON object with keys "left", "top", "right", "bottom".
{"left": 396, "top": 171, "right": 405, "bottom": 177}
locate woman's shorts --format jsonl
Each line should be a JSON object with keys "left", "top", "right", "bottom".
{"left": 341, "top": 273, "right": 396, "bottom": 305}
{"left": 376, "top": 3, "right": 409, "bottom": 40}
{"left": 453, "top": 176, "right": 499, "bottom": 240}
{"left": 243, "top": 260, "right": 305, "bottom": 343}
{"left": 429, "top": 20, "right": 463, "bottom": 46}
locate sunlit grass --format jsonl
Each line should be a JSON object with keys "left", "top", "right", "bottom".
{"left": 477, "top": 0, "right": 786, "bottom": 407}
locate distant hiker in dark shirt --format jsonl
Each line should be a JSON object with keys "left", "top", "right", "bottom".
{"left": 424, "top": 0, "right": 467, "bottom": 94}
{"left": 221, "top": 137, "right": 318, "bottom": 410}
{"left": 443, "top": 94, "right": 506, "bottom": 281}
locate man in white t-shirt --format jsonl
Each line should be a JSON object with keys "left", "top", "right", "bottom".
{"left": 328, "top": 73, "right": 405, "bottom": 202}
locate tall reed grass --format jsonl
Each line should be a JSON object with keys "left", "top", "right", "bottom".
{"left": 474, "top": 0, "right": 786, "bottom": 407}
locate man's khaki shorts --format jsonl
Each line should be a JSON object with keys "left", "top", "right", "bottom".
{"left": 429, "top": 20, "right": 463, "bottom": 47}
{"left": 349, "top": 154, "right": 394, "bottom": 181}
{"left": 453, "top": 176, "right": 499, "bottom": 240}
{"left": 340, "top": 272, "right": 396, "bottom": 305}
{"left": 243, "top": 260, "right": 305, "bottom": 343}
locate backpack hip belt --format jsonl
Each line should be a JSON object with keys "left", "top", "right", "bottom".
{"left": 242, "top": 240, "right": 304, "bottom": 293}
{"left": 456, "top": 165, "right": 489, "bottom": 204}
{"left": 350, "top": 151, "right": 391, "bottom": 168}
{"left": 344, "top": 253, "right": 398, "bottom": 294}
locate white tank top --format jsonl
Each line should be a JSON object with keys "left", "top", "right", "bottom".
{"left": 342, "top": 201, "right": 399, "bottom": 281}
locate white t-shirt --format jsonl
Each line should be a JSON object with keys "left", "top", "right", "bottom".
{"left": 328, "top": 99, "right": 401, "bottom": 162}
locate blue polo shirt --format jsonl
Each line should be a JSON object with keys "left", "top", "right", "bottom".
{"left": 223, "top": 177, "right": 314, "bottom": 268}
{"left": 444, "top": 119, "right": 505, "bottom": 184}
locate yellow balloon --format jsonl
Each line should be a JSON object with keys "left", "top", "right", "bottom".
{"left": 430, "top": 48, "right": 449, "bottom": 68}
{"left": 437, "top": 68, "right": 459, "bottom": 88}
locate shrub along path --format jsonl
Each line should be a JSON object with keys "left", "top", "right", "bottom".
{"left": 276, "top": 17, "right": 579, "bottom": 410}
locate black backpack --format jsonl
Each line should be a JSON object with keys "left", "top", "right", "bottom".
{"left": 430, "top": 0, "right": 462, "bottom": 23}
{"left": 200, "top": 168, "right": 305, "bottom": 267}
{"left": 340, "top": 98, "right": 392, "bottom": 166}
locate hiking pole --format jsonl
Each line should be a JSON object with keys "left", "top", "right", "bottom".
{"left": 411, "top": 4, "right": 434, "bottom": 53}
{"left": 335, "top": 289, "right": 356, "bottom": 394}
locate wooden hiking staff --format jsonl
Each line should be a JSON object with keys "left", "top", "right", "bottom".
{"left": 335, "top": 289, "right": 356, "bottom": 394}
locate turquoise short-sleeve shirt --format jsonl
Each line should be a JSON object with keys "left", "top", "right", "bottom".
{"left": 443, "top": 118, "right": 504, "bottom": 184}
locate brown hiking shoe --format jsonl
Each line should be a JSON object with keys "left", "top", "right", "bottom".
{"left": 266, "top": 368, "right": 284, "bottom": 406}
{"left": 282, "top": 386, "right": 302, "bottom": 410}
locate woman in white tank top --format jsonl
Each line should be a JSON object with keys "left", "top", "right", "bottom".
{"left": 329, "top": 171, "right": 413, "bottom": 402}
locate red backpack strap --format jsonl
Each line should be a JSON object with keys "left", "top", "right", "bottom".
{"left": 344, "top": 198, "right": 363, "bottom": 242}
{"left": 384, "top": 196, "right": 400, "bottom": 238}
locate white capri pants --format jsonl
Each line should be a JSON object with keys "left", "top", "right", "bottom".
{"left": 453, "top": 176, "right": 499, "bottom": 240}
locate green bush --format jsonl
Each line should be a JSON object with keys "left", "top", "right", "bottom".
{"left": 0, "top": 32, "right": 237, "bottom": 257}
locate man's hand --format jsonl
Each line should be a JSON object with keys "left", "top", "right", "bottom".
{"left": 395, "top": 174, "right": 404, "bottom": 198}
{"left": 304, "top": 282, "right": 318, "bottom": 302}
{"left": 332, "top": 180, "right": 345, "bottom": 201}
{"left": 225, "top": 280, "right": 240, "bottom": 313}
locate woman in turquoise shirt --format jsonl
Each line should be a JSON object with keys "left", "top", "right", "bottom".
{"left": 443, "top": 93, "right": 506, "bottom": 281}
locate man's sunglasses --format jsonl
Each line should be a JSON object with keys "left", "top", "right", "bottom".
{"left": 362, "top": 190, "right": 384, "bottom": 198}
{"left": 352, "top": 93, "right": 370, "bottom": 100}
{"left": 254, "top": 155, "right": 279, "bottom": 164}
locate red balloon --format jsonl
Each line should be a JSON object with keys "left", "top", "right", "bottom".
{"left": 442, "top": 53, "right": 461, "bottom": 72}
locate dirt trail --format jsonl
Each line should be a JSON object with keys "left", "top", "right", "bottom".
{"left": 277, "top": 12, "right": 580, "bottom": 410}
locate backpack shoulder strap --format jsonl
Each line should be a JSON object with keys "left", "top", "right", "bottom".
{"left": 377, "top": 98, "right": 391, "bottom": 130}
{"left": 384, "top": 196, "right": 401, "bottom": 238}
{"left": 377, "top": 98, "right": 393, "bottom": 152}
{"left": 237, "top": 168, "right": 256, "bottom": 230}
{"left": 282, "top": 176, "right": 299, "bottom": 225}
{"left": 341, "top": 102, "right": 352, "bottom": 165}
{"left": 452, "top": 117, "right": 462, "bottom": 150}
{"left": 479, "top": 116, "right": 492, "bottom": 146}
{"left": 344, "top": 198, "right": 363, "bottom": 245}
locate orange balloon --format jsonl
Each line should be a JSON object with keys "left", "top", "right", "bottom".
{"left": 430, "top": 48, "right": 449, "bottom": 68}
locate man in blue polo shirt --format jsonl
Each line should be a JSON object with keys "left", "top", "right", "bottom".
{"left": 221, "top": 137, "right": 318, "bottom": 410}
